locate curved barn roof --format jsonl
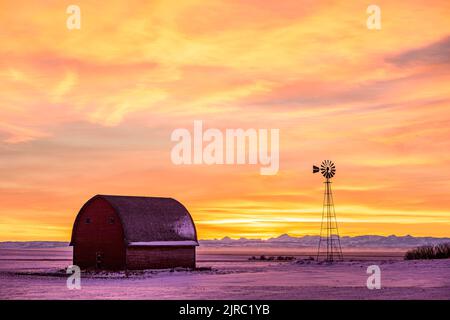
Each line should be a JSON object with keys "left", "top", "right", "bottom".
{"left": 71, "top": 195, "right": 198, "bottom": 245}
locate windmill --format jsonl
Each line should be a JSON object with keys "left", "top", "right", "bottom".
{"left": 313, "top": 160, "right": 343, "bottom": 262}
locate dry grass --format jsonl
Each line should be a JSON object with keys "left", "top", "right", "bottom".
{"left": 404, "top": 243, "right": 450, "bottom": 260}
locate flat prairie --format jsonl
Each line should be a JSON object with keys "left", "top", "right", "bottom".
{"left": 0, "top": 246, "right": 449, "bottom": 299}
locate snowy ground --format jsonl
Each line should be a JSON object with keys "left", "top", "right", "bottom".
{"left": 0, "top": 247, "right": 449, "bottom": 299}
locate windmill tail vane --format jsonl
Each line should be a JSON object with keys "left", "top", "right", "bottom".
{"left": 313, "top": 160, "right": 343, "bottom": 262}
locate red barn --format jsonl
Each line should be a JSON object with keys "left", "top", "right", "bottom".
{"left": 70, "top": 195, "right": 198, "bottom": 270}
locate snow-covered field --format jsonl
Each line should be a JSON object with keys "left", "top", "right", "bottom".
{"left": 0, "top": 246, "right": 449, "bottom": 300}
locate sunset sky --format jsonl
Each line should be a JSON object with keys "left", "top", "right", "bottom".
{"left": 1, "top": 0, "right": 450, "bottom": 240}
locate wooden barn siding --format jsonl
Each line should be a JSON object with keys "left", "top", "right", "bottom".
{"left": 73, "top": 197, "right": 126, "bottom": 269}
{"left": 126, "top": 246, "right": 196, "bottom": 269}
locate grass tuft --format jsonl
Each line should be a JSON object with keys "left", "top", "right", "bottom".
{"left": 404, "top": 243, "right": 450, "bottom": 260}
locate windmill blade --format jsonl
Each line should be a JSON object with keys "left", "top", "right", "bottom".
{"left": 314, "top": 160, "right": 337, "bottom": 179}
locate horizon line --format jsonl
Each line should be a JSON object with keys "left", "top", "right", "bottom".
{"left": 2, "top": 233, "right": 450, "bottom": 243}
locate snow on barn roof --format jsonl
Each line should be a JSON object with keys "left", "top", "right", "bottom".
{"left": 71, "top": 195, "right": 198, "bottom": 246}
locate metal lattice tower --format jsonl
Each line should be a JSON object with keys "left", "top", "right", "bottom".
{"left": 313, "top": 160, "right": 343, "bottom": 262}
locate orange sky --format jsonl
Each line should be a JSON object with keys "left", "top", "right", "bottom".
{"left": 1, "top": 0, "right": 450, "bottom": 240}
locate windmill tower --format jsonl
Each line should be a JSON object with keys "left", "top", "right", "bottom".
{"left": 313, "top": 160, "right": 343, "bottom": 262}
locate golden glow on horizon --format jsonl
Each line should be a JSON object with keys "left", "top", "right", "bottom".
{"left": 1, "top": 0, "right": 450, "bottom": 240}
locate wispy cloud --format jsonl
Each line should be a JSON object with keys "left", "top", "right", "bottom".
{"left": 387, "top": 35, "right": 450, "bottom": 67}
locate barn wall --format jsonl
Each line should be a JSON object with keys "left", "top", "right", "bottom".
{"left": 72, "top": 198, "right": 126, "bottom": 269}
{"left": 126, "top": 246, "right": 196, "bottom": 269}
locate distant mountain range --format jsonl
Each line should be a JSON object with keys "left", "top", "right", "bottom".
{"left": 201, "top": 234, "right": 450, "bottom": 248}
{"left": 1, "top": 234, "right": 449, "bottom": 249}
